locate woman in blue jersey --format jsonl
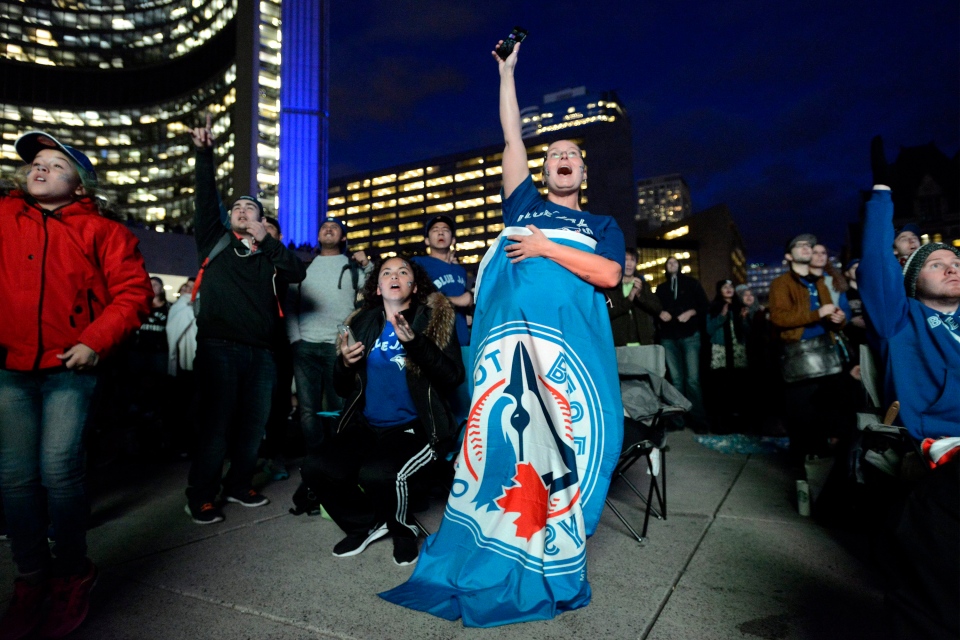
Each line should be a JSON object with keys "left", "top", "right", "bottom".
{"left": 381, "top": 39, "right": 626, "bottom": 626}
{"left": 308, "top": 256, "right": 463, "bottom": 567}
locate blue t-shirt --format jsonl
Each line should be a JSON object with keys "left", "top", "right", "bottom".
{"left": 411, "top": 255, "right": 470, "bottom": 346}
{"left": 363, "top": 323, "right": 418, "bottom": 428}
{"left": 800, "top": 275, "right": 826, "bottom": 340}
{"left": 502, "top": 176, "right": 625, "bottom": 269}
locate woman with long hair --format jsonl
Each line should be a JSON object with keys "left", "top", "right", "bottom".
{"left": 307, "top": 255, "right": 463, "bottom": 567}
{"left": 705, "top": 280, "right": 749, "bottom": 432}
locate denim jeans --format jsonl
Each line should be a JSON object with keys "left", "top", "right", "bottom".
{"left": 187, "top": 339, "right": 276, "bottom": 505}
{"left": 0, "top": 368, "right": 100, "bottom": 576}
{"left": 662, "top": 333, "right": 706, "bottom": 421}
{"left": 292, "top": 341, "right": 342, "bottom": 455}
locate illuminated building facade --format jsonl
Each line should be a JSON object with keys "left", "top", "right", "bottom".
{"left": 746, "top": 263, "right": 789, "bottom": 303}
{"left": 328, "top": 88, "right": 635, "bottom": 272}
{"left": 636, "top": 203, "right": 746, "bottom": 293}
{"left": 636, "top": 173, "right": 692, "bottom": 232}
{"left": 0, "top": 1, "right": 325, "bottom": 245}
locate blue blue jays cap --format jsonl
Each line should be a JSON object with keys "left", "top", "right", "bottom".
{"left": 15, "top": 130, "right": 98, "bottom": 189}
{"left": 894, "top": 223, "right": 921, "bottom": 242}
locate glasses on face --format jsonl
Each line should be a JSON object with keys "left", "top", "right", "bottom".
{"left": 793, "top": 242, "right": 812, "bottom": 249}
{"left": 547, "top": 149, "right": 583, "bottom": 161}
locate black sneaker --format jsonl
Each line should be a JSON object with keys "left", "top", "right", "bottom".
{"left": 392, "top": 536, "right": 419, "bottom": 566}
{"left": 225, "top": 490, "right": 269, "bottom": 508}
{"left": 184, "top": 503, "right": 224, "bottom": 525}
{"left": 332, "top": 523, "right": 388, "bottom": 558}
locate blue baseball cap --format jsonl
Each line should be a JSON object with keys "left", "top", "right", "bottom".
{"left": 15, "top": 130, "right": 98, "bottom": 189}
{"left": 321, "top": 217, "right": 349, "bottom": 253}
{"left": 894, "top": 223, "right": 921, "bottom": 242}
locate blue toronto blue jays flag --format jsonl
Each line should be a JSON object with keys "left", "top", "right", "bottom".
{"left": 381, "top": 189, "right": 624, "bottom": 626}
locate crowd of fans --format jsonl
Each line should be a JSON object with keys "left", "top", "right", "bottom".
{"left": 0, "top": 115, "right": 956, "bottom": 640}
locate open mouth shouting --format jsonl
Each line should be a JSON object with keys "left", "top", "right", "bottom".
{"left": 557, "top": 165, "right": 573, "bottom": 176}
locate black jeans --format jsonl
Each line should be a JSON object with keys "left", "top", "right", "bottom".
{"left": 187, "top": 339, "right": 276, "bottom": 505}
{"left": 782, "top": 373, "right": 848, "bottom": 466}
{"left": 311, "top": 420, "right": 434, "bottom": 539}
{"left": 292, "top": 341, "right": 342, "bottom": 455}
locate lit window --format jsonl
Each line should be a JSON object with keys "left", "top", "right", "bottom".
{"left": 454, "top": 169, "right": 483, "bottom": 182}
{"left": 426, "top": 175, "right": 454, "bottom": 187}
{"left": 664, "top": 226, "right": 689, "bottom": 240}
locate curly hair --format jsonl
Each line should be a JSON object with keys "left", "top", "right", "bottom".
{"left": 360, "top": 254, "right": 437, "bottom": 311}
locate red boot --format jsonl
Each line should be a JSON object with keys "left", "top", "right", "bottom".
{"left": 37, "top": 562, "right": 97, "bottom": 639}
{"left": 0, "top": 578, "right": 48, "bottom": 640}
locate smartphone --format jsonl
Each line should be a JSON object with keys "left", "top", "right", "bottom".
{"left": 496, "top": 26, "right": 528, "bottom": 60}
{"left": 336, "top": 323, "right": 357, "bottom": 347}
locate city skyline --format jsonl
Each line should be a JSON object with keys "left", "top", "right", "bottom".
{"left": 327, "top": 1, "right": 959, "bottom": 263}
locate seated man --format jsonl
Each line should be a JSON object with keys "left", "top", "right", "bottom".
{"left": 860, "top": 136, "right": 958, "bottom": 640}
{"left": 859, "top": 181, "right": 959, "bottom": 444}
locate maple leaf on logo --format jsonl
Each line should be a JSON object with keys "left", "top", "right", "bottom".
{"left": 495, "top": 462, "right": 548, "bottom": 541}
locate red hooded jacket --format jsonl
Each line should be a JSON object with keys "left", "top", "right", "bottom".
{"left": 0, "top": 191, "right": 152, "bottom": 371}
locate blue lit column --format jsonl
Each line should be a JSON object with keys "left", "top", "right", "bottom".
{"left": 279, "top": 0, "right": 328, "bottom": 246}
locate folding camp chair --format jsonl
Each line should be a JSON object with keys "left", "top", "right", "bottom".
{"left": 853, "top": 345, "right": 920, "bottom": 482}
{"left": 606, "top": 345, "right": 691, "bottom": 543}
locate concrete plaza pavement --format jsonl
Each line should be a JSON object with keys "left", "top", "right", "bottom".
{"left": 0, "top": 431, "right": 888, "bottom": 639}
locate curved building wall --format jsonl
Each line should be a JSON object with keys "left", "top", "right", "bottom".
{"left": 0, "top": 1, "right": 236, "bottom": 69}
{"left": 0, "top": 0, "right": 283, "bottom": 233}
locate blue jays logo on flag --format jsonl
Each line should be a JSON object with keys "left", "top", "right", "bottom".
{"left": 448, "top": 321, "right": 608, "bottom": 574}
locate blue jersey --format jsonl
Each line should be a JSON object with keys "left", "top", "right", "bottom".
{"left": 411, "top": 255, "right": 470, "bottom": 346}
{"left": 363, "top": 323, "right": 417, "bottom": 428}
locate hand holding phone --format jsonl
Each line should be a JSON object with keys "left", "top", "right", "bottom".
{"left": 337, "top": 323, "right": 357, "bottom": 347}
{"left": 495, "top": 26, "right": 527, "bottom": 60}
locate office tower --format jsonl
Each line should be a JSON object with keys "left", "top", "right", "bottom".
{"left": 327, "top": 87, "right": 635, "bottom": 273}
{"left": 636, "top": 173, "right": 692, "bottom": 232}
{"left": 0, "top": 1, "right": 325, "bottom": 246}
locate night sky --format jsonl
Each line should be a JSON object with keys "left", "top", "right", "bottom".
{"left": 327, "top": 1, "right": 959, "bottom": 264}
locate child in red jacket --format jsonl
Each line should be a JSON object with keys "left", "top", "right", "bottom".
{"left": 0, "top": 131, "right": 152, "bottom": 639}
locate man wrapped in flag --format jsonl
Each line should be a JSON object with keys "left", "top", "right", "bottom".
{"left": 380, "top": 36, "right": 625, "bottom": 627}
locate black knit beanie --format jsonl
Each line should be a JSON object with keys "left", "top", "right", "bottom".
{"left": 902, "top": 243, "right": 960, "bottom": 298}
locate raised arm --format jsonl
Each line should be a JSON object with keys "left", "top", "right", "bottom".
{"left": 190, "top": 114, "right": 226, "bottom": 254}
{"left": 492, "top": 42, "right": 529, "bottom": 199}
{"left": 859, "top": 136, "right": 910, "bottom": 338}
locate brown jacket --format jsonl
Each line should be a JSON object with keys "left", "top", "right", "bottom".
{"left": 768, "top": 269, "right": 844, "bottom": 344}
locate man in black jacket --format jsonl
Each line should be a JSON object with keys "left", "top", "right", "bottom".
{"left": 654, "top": 256, "right": 708, "bottom": 426}
{"left": 184, "top": 118, "right": 306, "bottom": 524}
